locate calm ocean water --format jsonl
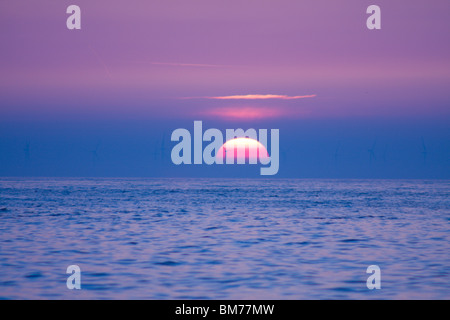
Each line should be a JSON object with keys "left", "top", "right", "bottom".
{"left": 0, "top": 178, "right": 448, "bottom": 299}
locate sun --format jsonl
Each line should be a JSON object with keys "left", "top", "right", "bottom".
{"left": 216, "top": 137, "right": 269, "bottom": 164}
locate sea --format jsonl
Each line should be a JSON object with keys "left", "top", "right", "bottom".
{"left": 0, "top": 178, "right": 448, "bottom": 299}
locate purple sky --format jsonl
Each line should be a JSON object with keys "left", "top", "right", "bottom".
{"left": 0, "top": 1, "right": 449, "bottom": 178}
{"left": 1, "top": 0, "right": 449, "bottom": 121}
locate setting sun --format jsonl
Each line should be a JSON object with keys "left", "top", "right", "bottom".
{"left": 216, "top": 137, "right": 269, "bottom": 164}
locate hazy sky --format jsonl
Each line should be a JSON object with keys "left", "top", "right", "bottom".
{"left": 0, "top": 0, "right": 449, "bottom": 178}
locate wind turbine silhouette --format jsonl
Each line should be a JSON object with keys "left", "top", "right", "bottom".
{"left": 280, "top": 143, "right": 291, "bottom": 164}
{"left": 153, "top": 133, "right": 167, "bottom": 161}
{"left": 382, "top": 144, "right": 388, "bottom": 162}
{"left": 421, "top": 137, "right": 428, "bottom": 164}
{"left": 368, "top": 141, "right": 376, "bottom": 163}
{"left": 334, "top": 142, "right": 341, "bottom": 165}
{"left": 152, "top": 139, "right": 159, "bottom": 161}
{"left": 24, "top": 140, "right": 31, "bottom": 161}
{"left": 90, "top": 143, "right": 100, "bottom": 166}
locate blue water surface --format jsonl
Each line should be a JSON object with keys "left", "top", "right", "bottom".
{"left": 0, "top": 178, "right": 448, "bottom": 299}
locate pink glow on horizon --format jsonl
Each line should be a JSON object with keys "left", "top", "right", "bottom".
{"left": 206, "top": 94, "right": 316, "bottom": 100}
{"left": 203, "top": 107, "right": 285, "bottom": 119}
